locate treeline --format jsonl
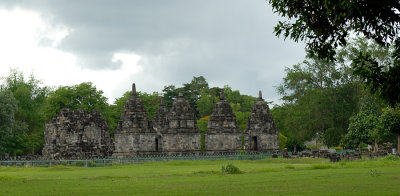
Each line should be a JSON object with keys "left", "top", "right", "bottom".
{"left": 0, "top": 73, "right": 265, "bottom": 156}
{"left": 271, "top": 38, "right": 400, "bottom": 151}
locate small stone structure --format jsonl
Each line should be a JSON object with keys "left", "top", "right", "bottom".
{"left": 205, "top": 90, "right": 242, "bottom": 153}
{"left": 160, "top": 93, "right": 201, "bottom": 155}
{"left": 113, "top": 84, "right": 158, "bottom": 157}
{"left": 245, "top": 91, "right": 279, "bottom": 153}
{"left": 42, "top": 108, "right": 112, "bottom": 159}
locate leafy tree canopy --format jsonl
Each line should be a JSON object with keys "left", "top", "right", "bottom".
{"left": 269, "top": 0, "right": 400, "bottom": 107}
{"left": 269, "top": 0, "right": 400, "bottom": 60}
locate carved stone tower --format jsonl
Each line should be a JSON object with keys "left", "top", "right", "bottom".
{"left": 160, "top": 93, "right": 201, "bottom": 155}
{"left": 245, "top": 90, "right": 279, "bottom": 153}
{"left": 113, "top": 83, "right": 157, "bottom": 157}
{"left": 205, "top": 90, "right": 242, "bottom": 153}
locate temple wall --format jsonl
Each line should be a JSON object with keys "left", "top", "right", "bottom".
{"left": 205, "top": 132, "right": 242, "bottom": 153}
{"left": 161, "top": 133, "right": 201, "bottom": 154}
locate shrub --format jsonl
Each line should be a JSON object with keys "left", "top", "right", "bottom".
{"left": 279, "top": 133, "right": 288, "bottom": 150}
{"left": 330, "top": 146, "right": 342, "bottom": 151}
{"left": 221, "top": 163, "right": 242, "bottom": 174}
{"left": 284, "top": 165, "right": 295, "bottom": 169}
{"left": 381, "top": 155, "right": 400, "bottom": 161}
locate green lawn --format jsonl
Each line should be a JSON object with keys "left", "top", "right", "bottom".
{"left": 1, "top": 157, "right": 400, "bottom": 195}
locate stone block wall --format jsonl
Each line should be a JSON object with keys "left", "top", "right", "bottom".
{"left": 205, "top": 133, "right": 242, "bottom": 153}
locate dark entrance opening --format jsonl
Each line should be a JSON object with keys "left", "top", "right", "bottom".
{"left": 252, "top": 136, "right": 258, "bottom": 151}
{"left": 155, "top": 138, "right": 159, "bottom": 152}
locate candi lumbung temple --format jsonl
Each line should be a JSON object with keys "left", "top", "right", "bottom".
{"left": 42, "top": 83, "right": 279, "bottom": 159}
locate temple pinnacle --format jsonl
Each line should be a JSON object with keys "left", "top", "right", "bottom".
{"left": 132, "top": 83, "right": 136, "bottom": 95}
{"left": 220, "top": 89, "right": 225, "bottom": 100}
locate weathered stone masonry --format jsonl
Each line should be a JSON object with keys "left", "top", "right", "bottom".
{"left": 42, "top": 108, "right": 113, "bottom": 159}
{"left": 205, "top": 90, "right": 242, "bottom": 153}
{"left": 160, "top": 93, "right": 201, "bottom": 155}
{"left": 245, "top": 91, "right": 279, "bottom": 153}
{"left": 42, "top": 83, "right": 279, "bottom": 159}
{"left": 113, "top": 84, "right": 158, "bottom": 157}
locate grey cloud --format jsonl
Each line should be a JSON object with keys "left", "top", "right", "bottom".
{"left": 1, "top": 0, "right": 305, "bottom": 103}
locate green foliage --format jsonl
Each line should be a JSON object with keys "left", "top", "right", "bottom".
{"left": 0, "top": 69, "right": 48, "bottom": 155}
{"left": 197, "top": 118, "right": 209, "bottom": 151}
{"left": 234, "top": 111, "right": 250, "bottom": 131}
{"left": 379, "top": 106, "right": 400, "bottom": 152}
{"left": 45, "top": 82, "right": 113, "bottom": 132}
{"left": 0, "top": 90, "right": 18, "bottom": 155}
{"left": 221, "top": 163, "right": 242, "bottom": 174}
{"left": 369, "top": 169, "right": 381, "bottom": 177}
{"left": 381, "top": 155, "right": 400, "bottom": 161}
{"left": 163, "top": 76, "right": 209, "bottom": 117}
{"left": 341, "top": 107, "right": 378, "bottom": 149}
{"left": 341, "top": 95, "right": 395, "bottom": 149}
{"left": 269, "top": 0, "right": 399, "bottom": 61}
{"left": 379, "top": 107, "right": 400, "bottom": 135}
{"left": 45, "top": 82, "right": 109, "bottom": 120}
{"left": 269, "top": 0, "right": 400, "bottom": 107}
{"left": 353, "top": 50, "right": 400, "bottom": 107}
{"left": 310, "top": 164, "right": 333, "bottom": 170}
{"left": 278, "top": 133, "right": 287, "bottom": 150}
{"left": 196, "top": 90, "right": 216, "bottom": 118}
{"left": 272, "top": 38, "right": 396, "bottom": 147}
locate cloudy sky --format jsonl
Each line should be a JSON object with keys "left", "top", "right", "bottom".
{"left": 0, "top": 0, "right": 305, "bottom": 104}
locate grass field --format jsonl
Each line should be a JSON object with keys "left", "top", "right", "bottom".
{"left": 1, "top": 157, "right": 400, "bottom": 195}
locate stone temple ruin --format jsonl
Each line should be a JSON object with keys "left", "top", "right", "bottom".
{"left": 43, "top": 83, "right": 279, "bottom": 159}
{"left": 42, "top": 108, "right": 113, "bottom": 159}
{"left": 205, "top": 91, "right": 242, "bottom": 153}
{"left": 245, "top": 91, "right": 280, "bottom": 152}
{"left": 113, "top": 84, "right": 157, "bottom": 157}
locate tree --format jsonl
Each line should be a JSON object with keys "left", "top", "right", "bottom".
{"left": 0, "top": 90, "right": 18, "bottom": 156}
{"left": 45, "top": 82, "right": 113, "bottom": 132}
{"left": 353, "top": 51, "right": 400, "bottom": 107}
{"left": 269, "top": 0, "right": 400, "bottom": 106}
{"left": 196, "top": 89, "right": 217, "bottom": 118}
{"left": 274, "top": 52, "right": 361, "bottom": 146}
{"left": 1, "top": 69, "right": 49, "bottom": 155}
{"left": 341, "top": 107, "right": 378, "bottom": 150}
{"left": 269, "top": 0, "right": 400, "bottom": 60}
{"left": 380, "top": 106, "right": 400, "bottom": 152}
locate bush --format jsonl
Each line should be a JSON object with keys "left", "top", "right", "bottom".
{"left": 381, "top": 155, "right": 400, "bottom": 161}
{"left": 221, "top": 163, "right": 242, "bottom": 174}
{"left": 279, "top": 133, "right": 287, "bottom": 150}
{"left": 330, "top": 146, "right": 342, "bottom": 151}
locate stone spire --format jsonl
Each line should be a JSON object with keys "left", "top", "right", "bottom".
{"left": 160, "top": 96, "right": 165, "bottom": 106}
{"left": 116, "top": 83, "right": 151, "bottom": 133}
{"left": 152, "top": 97, "right": 169, "bottom": 132}
{"left": 132, "top": 83, "right": 136, "bottom": 95}
{"left": 207, "top": 90, "right": 239, "bottom": 132}
{"left": 258, "top": 90, "right": 263, "bottom": 100}
{"left": 166, "top": 93, "right": 198, "bottom": 132}
{"left": 248, "top": 92, "right": 276, "bottom": 133}
{"left": 220, "top": 89, "right": 225, "bottom": 100}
